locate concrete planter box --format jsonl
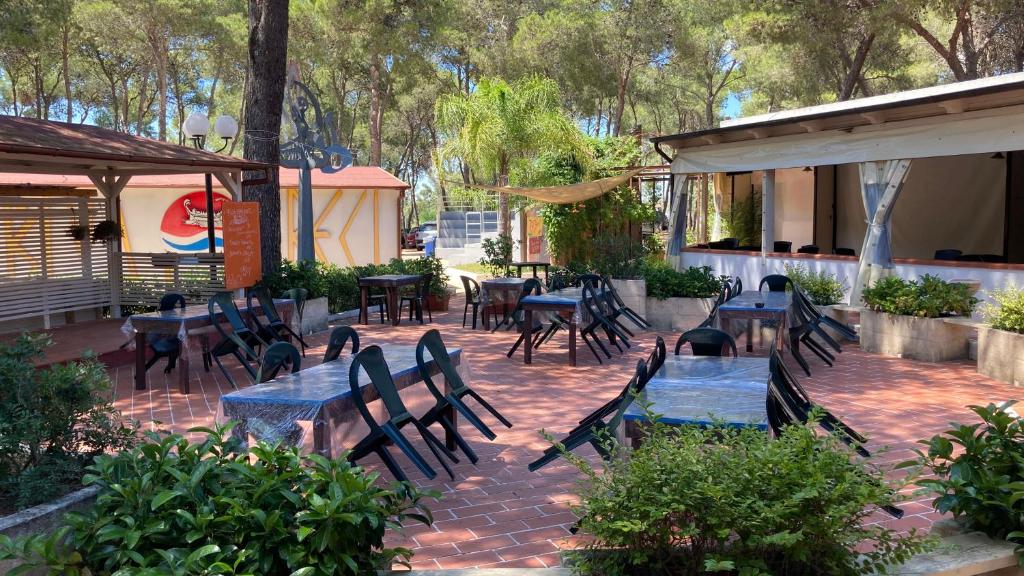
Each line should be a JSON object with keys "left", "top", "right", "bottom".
{"left": 610, "top": 278, "right": 646, "bottom": 324}
{"left": 300, "top": 296, "right": 329, "bottom": 334}
{"left": 861, "top": 309, "right": 972, "bottom": 362}
{"left": 0, "top": 486, "right": 99, "bottom": 574}
{"left": 978, "top": 326, "right": 1024, "bottom": 386}
{"left": 645, "top": 296, "right": 716, "bottom": 332}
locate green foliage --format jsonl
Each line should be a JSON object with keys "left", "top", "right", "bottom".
{"left": 644, "top": 263, "right": 724, "bottom": 299}
{"left": 547, "top": 262, "right": 588, "bottom": 288}
{"left": 983, "top": 287, "right": 1024, "bottom": 334}
{"left": 565, "top": 408, "right": 929, "bottom": 575}
{"left": 479, "top": 234, "right": 515, "bottom": 277}
{"left": 784, "top": 264, "right": 847, "bottom": 306}
{"left": 386, "top": 256, "right": 451, "bottom": 297}
{"left": 906, "top": 402, "right": 1024, "bottom": 563}
{"left": 721, "top": 191, "right": 762, "bottom": 247}
{"left": 0, "top": 334, "right": 137, "bottom": 512}
{"left": 0, "top": 425, "right": 433, "bottom": 575}
{"left": 861, "top": 275, "right": 977, "bottom": 318}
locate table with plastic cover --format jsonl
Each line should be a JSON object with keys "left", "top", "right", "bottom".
{"left": 218, "top": 343, "right": 464, "bottom": 457}
{"left": 519, "top": 287, "right": 593, "bottom": 367}
{"left": 511, "top": 261, "right": 550, "bottom": 282}
{"left": 622, "top": 356, "right": 770, "bottom": 444}
{"left": 357, "top": 274, "right": 423, "bottom": 326}
{"left": 480, "top": 277, "right": 525, "bottom": 330}
{"left": 123, "top": 298, "right": 293, "bottom": 395}
{"left": 718, "top": 290, "right": 792, "bottom": 352}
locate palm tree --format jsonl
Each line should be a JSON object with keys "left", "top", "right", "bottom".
{"left": 435, "top": 76, "right": 590, "bottom": 236}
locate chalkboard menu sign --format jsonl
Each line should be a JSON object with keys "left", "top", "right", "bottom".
{"left": 222, "top": 201, "right": 261, "bottom": 290}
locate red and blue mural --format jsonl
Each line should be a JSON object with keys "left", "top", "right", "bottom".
{"left": 159, "top": 190, "right": 230, "bottom": 251}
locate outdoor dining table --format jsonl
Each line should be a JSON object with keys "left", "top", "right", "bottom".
{"left": 480, "top": 277, "right": 525, "bottom": 330}
{"left": 519, "top": 287, "right": 589, "bottom": 367}
{"left": 622, "top": 356, "right": 770, "bottom": 444}
{"left": 511, "top": 261, "right": 550, "bottom": 282}
{"left": 357, "top": 274, "right": 423, "bottom": 326}
{"left": 718, "top": 291, "right": 792, "bottom": 353}
{"left": 218, "top": 343, "right": 463, "bottom": 457}
{"left": 123, "top": 298, "right": 294, "bottom": 395}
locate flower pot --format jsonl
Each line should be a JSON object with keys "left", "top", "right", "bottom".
{"left": 978, "top": 326, "right": 1024, "bottom": 386}
{"left": 610, "top": 278, "right": 646, "bottom": 325}
{"left": 427, "top": 293, "right": 451, "bottom": 312}
{"left": 645, "top": 296, "right": 716, "bottom": 331}
{"left": 860, "top": 309, "right": 972, "bottom": 362}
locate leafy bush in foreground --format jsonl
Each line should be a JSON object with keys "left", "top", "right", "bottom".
{"left": 644, "top": 263, "right": 723, "bottom": 299}
{"left": 784, "top": 263, "right": 846, "bottom": 306}
{"left": 0, "top": 425, "right": 433, "bottom": 575}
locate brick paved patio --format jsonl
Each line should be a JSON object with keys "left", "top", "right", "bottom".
{"left": 104, "top": 295, "right": 1022, "bottom": 569}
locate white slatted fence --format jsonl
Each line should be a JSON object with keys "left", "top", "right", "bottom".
{"left": 117, "top": 252, "right": 226, "bottom": 310}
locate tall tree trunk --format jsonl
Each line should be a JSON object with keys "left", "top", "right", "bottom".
{"left": 498, "top": 157, "right": 511, "bottom": 237}
{"left": 62, "top": 26, "right": 72, "bottom": 123}
{"left": 368, "top": 53, "right": 383, "bottom": 166}
{"left": 839, "top": 34, "right": 875, "bottom": 101}
{"left": 243, "top": 0, "right": 289, "bottom": 276}
{"left": 612, "top": 66, "right": 631, "bottom": 136}
{"left": 150, "top": 32, "right": 168, "bottom": 140}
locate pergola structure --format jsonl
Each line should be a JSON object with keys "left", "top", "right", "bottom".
{"left": 0, "top": 115, "right": 268, "bottom": 329}
{"left": 652, "top": 72, "right": 1024, "bottom": 304}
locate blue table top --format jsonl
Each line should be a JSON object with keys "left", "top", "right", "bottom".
{"left": 521, "top": 287, "right": 585, "bottom": 307}
{"left": 482, "top": 277, "right": 526, "bottom": 287}
{"left": 719, "top": 291, "right": 791, "bottom": 313}
{"left": 221, "top": 343, "right": 460, "bottom": 409}
{"left": 129, "top": 298, "right": 292, "bottom": 323}
{"left": 624, "top": 356, "right": 770, "bottom": 430}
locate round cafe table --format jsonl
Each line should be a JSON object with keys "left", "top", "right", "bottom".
{"left": 480, "top": 277, "right": 526, "bottom": 330}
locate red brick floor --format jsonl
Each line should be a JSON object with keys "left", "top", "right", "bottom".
{"left": 105, "top": 296, "right": 1023, "bottom": 569}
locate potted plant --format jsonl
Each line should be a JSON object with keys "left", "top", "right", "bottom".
{"left": 783, "top": 263, "right": 852, "bottom": 340}
{"left": 643, "top": 263, "right": 723, "bottom": 331}
{"left": 860, "top": 274, "right": 978, "bottom": 362}
{"left": 66, "top": 224, "right": 88, "bottom": 241}
{"left": 978, "top": 287, "right": 1024, "bottom": 385}
{"left": 90, "top": 220, "right": 121, "bottom": 243}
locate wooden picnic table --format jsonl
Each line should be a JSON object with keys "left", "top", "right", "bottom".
{"left": 357, "top": 274, "right": 423, "bottom": 326}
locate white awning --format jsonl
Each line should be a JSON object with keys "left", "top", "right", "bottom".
{"left": 672, "top": 104, "right": 1024, "bottom": 174}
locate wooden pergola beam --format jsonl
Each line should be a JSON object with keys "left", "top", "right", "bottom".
{"left": 0, "top": 185, "right": 96, "bottom": 197}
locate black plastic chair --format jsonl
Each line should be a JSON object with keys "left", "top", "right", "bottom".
{"left": 934, "top": 249, "right": 962, "bottom": 261}
{"left": 786, "top": 290, "right": 842, "bottom": 376}
{"left": 256, "top": 341, "right": 302, "bottom": 383}
{"left": 600, "top": 275, "right": 650, "bottom": 331}
{"left": 249, "top": 286, "right": 308, "bottom": 355}
{"left": 347, "top": 345, "right": 459, "bottom": 482}
{"left": 773, "top": 241, "right": 792, "bottom": 253}
{"left": 759, "top": 274, "right": 793, "bottom": 292}
{"left": 797, "top": 244, "right": 819, "bottom": 254}
{"left": 580, "top": 337, "right": 665, "bottom": 429}
{"left": 359, "top": 273, "right": 390, "bottom": 324}
{"left": 461, "top": 275, "right": 488, "bottom": 329}
{"left": 834, "top": 247, "right": 856, "bottom": 256}
{"left": 144, "top": 293, "right": 186, "bottom": 375}
{"left": 732, "top": 276, "right": 743, "bottom": 296}
{"left": 580, "top": 281, "right": 631, "bottom": 364}
{"left": 721, "top": 237, "right": 739, "bottom": 249}
{"left": 416, "top": 329, "right": 512, "bottom": 463}
{"left": 505, "top": 279, "right": 546, "bottom": 358}
{"left": 207, "top": 292, "right": 267, "bottom": 388}
{"left": 323, "top": 326, "right": 360, "bottom": 362}
{"left": 737, "top": 245, "right": 761, "bottom": 251}
{"left": 674, "top": 327, "right": 738, "bottom": 357}
{"left": 793, "top": 286, "right": 857, "bottom": 341}
{"left": 400, "top": 273, "right": 433, "bottom": 324}
{"left": 528, "top": 360, "right": 647, "bottom": 472}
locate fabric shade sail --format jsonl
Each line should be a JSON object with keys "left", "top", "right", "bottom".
{"left": 670, "top": 105, "right": 1024, "bottom": 174}
{"left": 455, "top": 168, "right": 643, "bottom": 204}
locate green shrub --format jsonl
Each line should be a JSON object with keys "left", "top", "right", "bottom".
{"left": 983, "top": 287, "right": 1024, "bottom": 334}
{"left": 548, "top": 262, "right": 587, "bottom": 288}
{"left": 861, "top": 274, "right": 977, "bottom": 318}
{"left": 565, "top": 410, "right": 929, "bottom": 575}
{"left": 589, "top": 233, "right": 651, "bottom": 280}
{"left": 784, "top": 264, "right": 847, "bottom": 306}
{"left": 905, "top": 402, "right": 1024, "bottom": 563}
{"left": 644, "top": 263, "right": 723, "bottom": 299}
{"left": 721, "top": 191, "right": 762, "bottom": 247}
{"left": 0, "top": 334, "right": 137, "bottom": 512}
{"left": 479, "top": 234, "right": 515, "bottom": 277}
{"left": 388, "top": 256, "right": 451, "bottom": 297}
{"left": 0, "top": 425, "right": 433, "bottom": 575}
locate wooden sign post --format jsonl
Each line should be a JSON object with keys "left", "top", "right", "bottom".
{"left": 222, "top": 201, "right": 261, "bottom": 290}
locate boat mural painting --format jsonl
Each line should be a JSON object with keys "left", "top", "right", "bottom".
{"left": 159, "top": 190, "right": 230, "bottom": 251}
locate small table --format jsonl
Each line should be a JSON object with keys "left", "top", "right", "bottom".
{"left": 623, "top": 356, "right": 770, "bottom": 443}
{"left": 718, "top": 291, "right": 791, "bottom": 352}
{"left": 480, "top": 277, "right": 526, "bottom": 330}
{"left": 358, "top": 274, "right": 423, "bottom": 326}
{"left": 512, "top": 261, "right": 550, "bottom": 282}
{"left": 124, "top": 298, "right": 294, "bottom": 394}
{"left": 220, "top": 343, "right": 462, "bottom": 456}
{"left": 519, "top": 287, "right": 587, "bottom": 366}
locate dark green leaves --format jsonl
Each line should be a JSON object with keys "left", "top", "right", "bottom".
{"left": 861, "top": 274, "right": 978, "bottom": 318}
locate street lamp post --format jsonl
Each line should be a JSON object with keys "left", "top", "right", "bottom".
{"left": 183, "top": 113, "right": 238, "bottom": 253}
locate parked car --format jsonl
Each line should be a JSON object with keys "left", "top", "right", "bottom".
{"left": 415, "top": 222, "right": 437, "bottom": 250}
{"left": 402, "top": 227, "right": 419, "bottom": 249}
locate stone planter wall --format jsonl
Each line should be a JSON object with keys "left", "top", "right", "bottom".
{"left": 861, "top": 309, "right": 973, "bottom": 362}
{"left": 0, "top": 486, "right": 99, "bottom": 574}
{"left": 610, "top": 279, "right": 646, "bottom": 323}
{"left": 645, "top": 297, "right": 716, "bottom": 332}
{"left": 300, "top": 296, "right": 329, "bottom": 334}
{"left": 978, "top": 326, "right": 1024, "bottom": 386}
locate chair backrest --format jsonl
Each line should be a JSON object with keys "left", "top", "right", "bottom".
{"left": 512, "top": 278, "right": 544, "bottom": 322}
{"left": 732, "top": 276, "right": 743, "bottom": 296}
{"left": 281, "top": 288, "right": 308, "bottom": 323}
{"left": 547, "top": 275, "right": 567, "bottom": 291}
{"left": 834, "top": 247, "right": 856, "bottom": 256}
{"left": 640, "top": 337, "right": 666, "bottom": 388}
{"left": 605, "top": 360, "right": 648, "bottom": 433}
{"left": 721, "top": 237, "right": 739, "bottom": 249}
{"left": 934, "top": 249, "right": 962, "bottom": 261}
{"left": 257, "top": 341, "right": 301, "bottom": 383}
{"left": 158, "top": 293, "right": 186, "bottom": 312}
{"left": 248, "top": 286, "right": 282, "bottom": 324}
{"left": 324, "top": 326, "right": 360, "bottom": 362}
{"left": 577, "top": 273, "right": 601, "bottom": 288}
{"left": 722, "top": 277, "right": 734, "bottom": 301}
{"left": 797, "top": 244, "right": 819, "bottom": 254}
{"left": 209, "top": 291, "right": 252, "bottom": 333}
{"left": 759, "top": 274, "right": 792, "bottom": 292}
{"left": 349, "top": 345, "right": 413, "bottom": 424}
{"left": 769, "top": 349, "right": 811, "bottom": 405}
{"left": 416, "top": 329, "right": 466, "bottom": 399}
{"left": 600, "top": 275, "right": 627, "bottom": 309}
{"left": 674, "top": 327, "right": 738, "bottom": 357}
{"left": 581, "top": 281, "right": 611, "bottom": 322}
{"left": 460, "top": 275, "right": 480, "bottom": 300}
{"left": 417, "top": 273, "right": 434, "bottom": 298}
